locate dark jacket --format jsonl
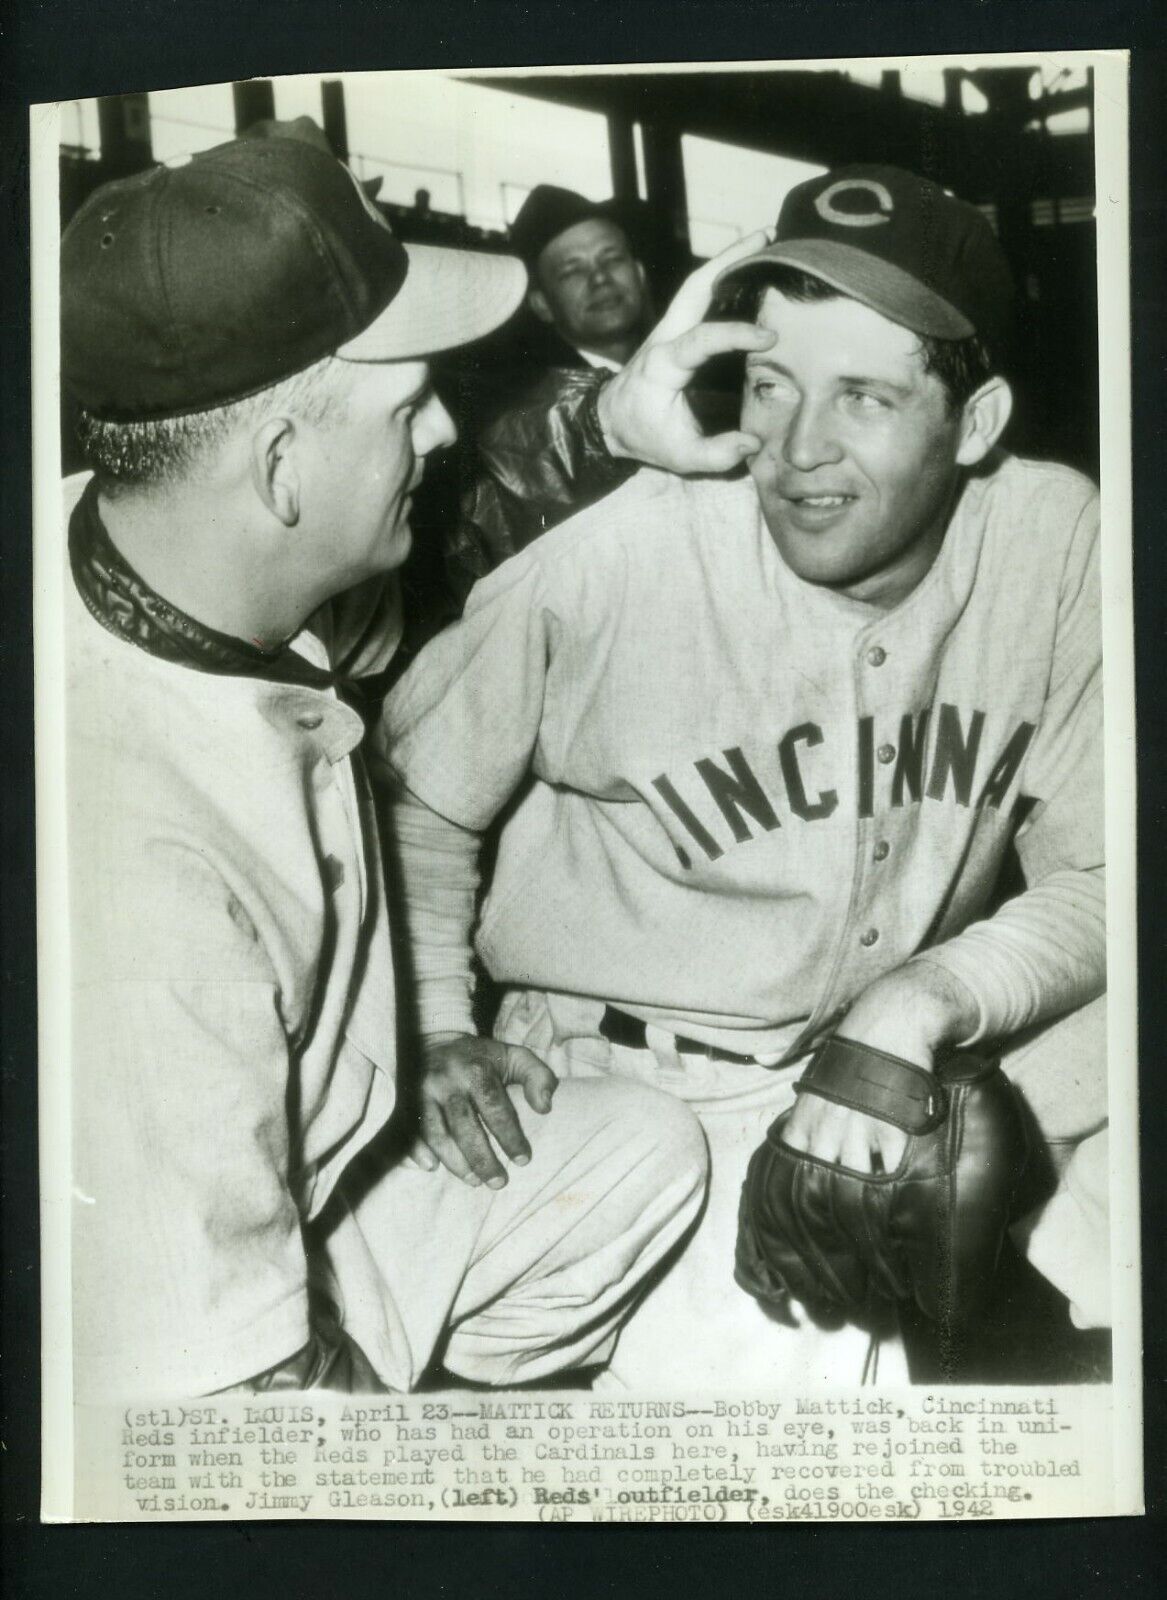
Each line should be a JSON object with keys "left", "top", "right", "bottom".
{"left": 446, "top": 366, "right": 636, "bottom": 604}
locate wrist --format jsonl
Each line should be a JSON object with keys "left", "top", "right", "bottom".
{"left": 422, "top": 1028, "right": 474, "bottom": 1052}
{"left": 592, "top": 377, "right": 627, "bottom": 460}
{"left": 841, "top": 962, "right": 979, "bottom": 1069}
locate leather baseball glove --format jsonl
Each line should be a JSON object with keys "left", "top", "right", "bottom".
{"left": 735, "top": 1036, "right": 1030, "bottom": 1325}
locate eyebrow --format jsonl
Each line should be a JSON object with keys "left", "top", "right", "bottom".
{"left": 744, "top": 356, "right": 915, "bottom": 398}
{"left": 401, "top": 374, "right": 434, "bottom": 409}
{"left": 555, "top": 244, "right": 626, "bottom": 269}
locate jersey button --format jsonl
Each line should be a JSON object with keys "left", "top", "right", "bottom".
{"left": 296, "top": 711, "right": 324, "bottom": 731}
{"left": 876, "top": 743, "right": 896, "bottom": 764}
{"left": 866, "top": 645, "right": 887, "bottom": 667}
{"left": 873, "top": 840, "right": 890, "bottom": 861}
{"left": 860, "top": 927, "right": 880, "bottom": 947}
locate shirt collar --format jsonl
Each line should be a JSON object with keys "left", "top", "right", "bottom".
{"left": 68, "top": 478, "right": 392, "bottom": 717}
{"left": 575, "top": 346, "right": 624, "bottom": 373}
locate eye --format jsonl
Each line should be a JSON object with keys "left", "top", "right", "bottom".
{"left": 404, "top": 386, "right": 434, "bottom": 422}
{"left": 747, "top": 375, "right": 782, "bottom": 402}
{"left": 844, "top": 388, "right": 890, "bottom": 413}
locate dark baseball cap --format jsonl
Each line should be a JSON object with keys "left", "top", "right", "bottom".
{"left": 62, "top": 132, "right": 527, "bottom": 421}
{"left": 717, "top": 163, "right": 1013, "bottom": 351}
{"left": 238, "top": 113, "right": 385, "bottom": 199}
{"left": 510, "top": 184, "right": 638, "bottom": 269}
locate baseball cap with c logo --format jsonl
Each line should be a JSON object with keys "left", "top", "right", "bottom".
{"left": 813, "top": 177, "right": 894, "bottom": 227}
{"left": 718, "top": 162, "right": 1013, "bottom": 353}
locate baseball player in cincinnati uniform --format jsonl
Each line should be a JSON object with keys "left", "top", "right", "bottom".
{"left": 376, "top": 164, "right": 1106, "bottom": 1387}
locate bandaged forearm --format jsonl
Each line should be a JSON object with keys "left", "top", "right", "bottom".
{"left": 914, "top": 867, "right": 1106, "bottom": 1046}
{"left": 388, "top": 783, "right": 482, "bottom": 1036}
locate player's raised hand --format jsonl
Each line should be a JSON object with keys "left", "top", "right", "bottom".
{"left": 410, "top": 1032, "right": 559, "bottom": 1188}
{"left": 595, "top": 228, "right": 777, "bottom": 476}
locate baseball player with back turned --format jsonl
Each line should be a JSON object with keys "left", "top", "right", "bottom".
{"left": 377, "top": 165, "right": 1107, "bottom": 1387}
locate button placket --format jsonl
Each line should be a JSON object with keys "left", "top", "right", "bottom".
{"left": 819, "top": 631, "right": 891, "bottom": 1052}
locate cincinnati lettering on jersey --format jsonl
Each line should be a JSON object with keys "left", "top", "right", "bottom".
{"left": 652, "top": 703, "right": 1035, "bottom": 869}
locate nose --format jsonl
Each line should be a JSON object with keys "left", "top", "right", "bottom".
{"left": 588, "top": 256, "right": 614, "bottom": 288}
{"left": 416, "top": 392, "right": 457, "bottom": 455}
{"left": 782, "top": 396, "right": 843, "bottom": 472}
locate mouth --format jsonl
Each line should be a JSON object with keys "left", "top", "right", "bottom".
{"left": 779, "top": 491, "right": 858, "bottom": 529}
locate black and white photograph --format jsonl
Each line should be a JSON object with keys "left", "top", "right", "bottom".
{"left": 32, "top": 54, "right": 1141, "bottom": 1523}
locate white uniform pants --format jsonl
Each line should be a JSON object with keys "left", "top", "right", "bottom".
{"left": 320, "top": 1076, "right": 707, "bottom": 1390}
{"left": 1003, "top": 996, "right": 1110, "bottom": 1329}
{"left": 493, "top": 990, "right": 1108, "bottom": 1391}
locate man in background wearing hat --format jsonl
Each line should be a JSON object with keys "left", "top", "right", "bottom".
{"left": 383, "top": 164, "right": 1107, "bottom": 1386}
{"left": 446, "top": 184, "right": 653, "bottom": 599}
{"left": 61, "top": 129, "right": 718, "bottom": 1400}
{"left": 516, "top": 183, "right": 652, "bottom": 373}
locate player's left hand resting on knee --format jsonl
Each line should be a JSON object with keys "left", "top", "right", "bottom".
{"left": 409, "top": 1033, "right": 559, "bottom": 1188}
{"left": 782, "top": 963, "right": 979, "bottom": 1174}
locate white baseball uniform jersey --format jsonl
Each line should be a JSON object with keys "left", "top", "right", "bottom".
{"left": 381, "top": 450, "right": 1103, "bottom": 1064}
{"left": 63, "top": 472, "right": 707, "bottom": 1399}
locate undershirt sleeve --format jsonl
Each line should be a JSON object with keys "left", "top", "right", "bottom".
{"left": 384, "top": 782, "right": 482, "bottom": 1037}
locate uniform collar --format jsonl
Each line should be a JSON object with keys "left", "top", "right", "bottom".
{"left": 68, "top": 477, "right": 392, "bottom": 717}
{"left": 575, "top": 346, "right": 624, "bottom": 374}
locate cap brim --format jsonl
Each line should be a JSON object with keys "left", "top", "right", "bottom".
{"left": 336, "top": 242, "right": 526, "bottom": 361}
{"left": 715, "top": 238, "right": 974, "bottom": 341}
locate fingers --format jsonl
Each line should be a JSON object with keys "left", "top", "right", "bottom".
{"left": 404, "top": 1139, "right": 438, "bottom": 1172}
{"left": 445, "top": 1092, "right": 512, "bottom": 1187}
{"left": 418, "top": 1102, "right": 485, "bottom": 1185}
{"left": 676, "top": 431, "right": 760, "bottom": 474}
{"left": 871, "top": 1121, "right": 908, "bottom": 1176}
{"left": 650, "top": 228, "right": 773, "bottom": 342}
{"left": 785, "top": 1095, "right": 901, "bottom": 1174}
{"left": 416, "top": 1035, "right": 559, "bottom": 1189}
{"left": 505, "top": 1045, "right": 558, "bottom": 1114}
{"left": 839, "top": 1115, "right": 873, "bottom": 1175}
{"left": 468, "top": 1064, "right": 534, "bottom": 1165}
{"left": 780, "top": 1096, "right": 816, "bottom": 1155}
{"left": 659, "top": 319, "right": 776, "bottom": 375}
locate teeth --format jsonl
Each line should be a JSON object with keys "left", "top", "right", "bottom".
{"left": 801, "top": 496, "right": 848, "bottom": 507}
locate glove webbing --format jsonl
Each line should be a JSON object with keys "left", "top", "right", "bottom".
{"left": 793, "top": 1035, "right": 948, "bottom": 1134}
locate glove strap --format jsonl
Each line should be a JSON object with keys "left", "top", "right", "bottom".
{"left": 793, "top": 1035, "right": 948, "bottom": 1134}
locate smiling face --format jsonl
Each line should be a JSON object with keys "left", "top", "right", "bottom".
{"left": 530, "top": 217, "right": 648, "bottom": 355}
{"left": 300, "top": 357, "right": 456, "bottom": 592}
{"left": 742, "top": 289, "right": 969, "bottom": 608}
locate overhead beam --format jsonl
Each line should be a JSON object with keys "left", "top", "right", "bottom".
{"left": 232, "top": 79, "right": 275, "bottom": 134}
{"left": 465, "top": 70, "right": 1093, "bottom": 200}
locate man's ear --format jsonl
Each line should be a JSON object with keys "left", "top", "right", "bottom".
{"left": 528, "top": 285, "right": 556, "bottom": 326}
{"left": 955, "top": 376, "right": 1013, "bottom": 468}
{"left": 250, "top": 417, "right": 299, "bottom": 526}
